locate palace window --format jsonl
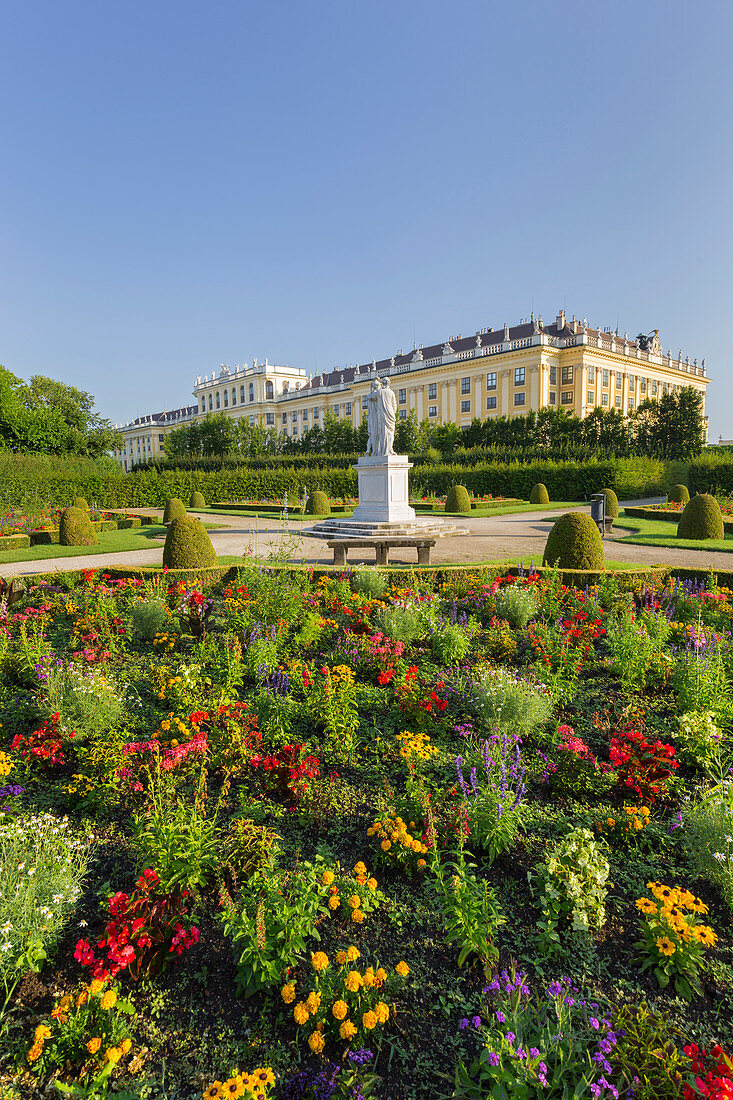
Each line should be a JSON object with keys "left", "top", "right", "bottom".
{"left": 428, "top": 383, "right": 437, "bottom": 399}
{"left": 201, "top": 399, "right": 206, "bottom": 413}
{"left": 292, "top": 411, "right": 297, "bottom": 421}
{"left": 223, "top": 390, "right": 228, "bottom": 407}
{"left": 486, "top": 396, "right": 497, "bottom": 409}
{"left": 249, "top": 415, "right": 255, "bottom": 425}
{"left": 302, "top": 409, "right": 308, "bottom": 421}
{"left": 561, "top": 365, "right": 573, "bottom": 384}
{"left": 615, "top": 373, "right": 622, "bottom": 390}
{"left": 266, "top": 380, "right": 274, "bottom": 400}
{"left": 615, "top": 395, "right": 622, "bottom": 407}
{"left": 640, "top": 380, "right": 647, "bottom": 393}
{"left": 231, "top": 388, "right": 236, "bottom": 405}
{"left": 461, "top": 400, "right": 471, "bottom": 413}
{"left": 428, "top": 405, "right": 438, "bottom": 417}
{"left": 333, "top": 405, "right": 339, "bottom": 416}
{"left": 345, "top": 402, "right": 352, "bottom": 415}
{"left": 486, "top": 372, "right": 497, "bottom": 390}
{"left": 514, "top": 392, "right": 525, "bottom": 406}
{"left": 562, "top": 391, "right": 573, "bottom": 404}
{"left": 215, "top": 392, "right": 220, "bottom": 408}
{"left": 587, "top": 365, "right": 595, "bottom": 383}
{"left": 652, "top": 380, "right": 658, "bottom": 395}
{"left": 461, "top": 377, "right": 471, "bottom": 394}
{"left": 314, "top": 408, "right": 319, "bottom": 419}
{"left": 549, "top": 391, "right": 556, "bottom": 404}
{"left": 549, "top": 365, "right": 557, "bottom": 384}
{"left": 603, "top": 369, "right": 609, "bottom": 389}
{"left": 398, "top": 388, "right": 406, "bottom": 404}
{"left": 282, "top": 412, "right": 287, "bottom": 424}
{"left": 362, "top": 395, "right": 368, "bottom": 409}
{"left": 292, "top": 426, "right": 298, "bottom": 436}
{"left": 241, "top": 385, "right": 246, "bottom": 403}
{"left": 587, "top": 390, "right": 595, "bottom": 405}
{"left": 399, "top": 409, "right": 407, "bottom": 419}
{"left": 602, "top": 393, "right": 609, "bottom": 406}
{"left": 249, "top": 383, "right": 255, "bottom": 402}
{"left": 514, "top": 367, "right": 525, "bottom": 386}
{"left": 266, "top": 413, "right": 274, "bottom": 425}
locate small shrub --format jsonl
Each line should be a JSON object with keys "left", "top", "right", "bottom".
{"left": 305, "top": 491, "right": 330, "bottom": 516}
{"left": 446, "top": 485, "right": 471, "bottom": 513}
{"left": 163, "top": 497, "right": 186, "bottom": 523}
{"left": 494, "top": 586, "right": 539, "bottom": 629}
{"left": 430, "top": 622, "right": 472, "bottom": 664}
{"left": 371, "top": 606, "right": 427, "bottom": 645}
{"left": 162, "top": 516, "right": 217, "bottom": 569}
{"left": 543, "top": 512, "right": 604, "bottom": 570}
{"left": 469, "top": 666, "right": 552, "bottom": 739}
{"left": 189, "top": 490, "right": 206, "bottom": 508}
{"left": 352, "top": 567, "right": 389, "bottom": 598}
{"left": 635, "top": 881, "right": 717, "bottom": 999}
{"left": 683, "top": 780, "right": 733, "bottom": 909}
{"left": 600, "top": 487, "right": 619, "bottom": 518}
{"left": 677, "top": 493, "right": 724, "bottom": 540}
{"left": 528, "top": 825, "right": 610, "bottom": 946}
{"left": 59, "top": 506, "right": 97, "bottom": 547}
{"left": 668, "top": 483, "right": 690, "bottom": 504}
{"left": 73, "top": 496, "right": 89, "bottom": 510}
{"left": 130, "top": 597, "right": 170, "bottom": 641}
{"left": 529, "top": 482, "right": 549, "bottom": 505}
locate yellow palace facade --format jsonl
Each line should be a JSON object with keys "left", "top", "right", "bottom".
{"left": 112, "top": 312, "right": 710, "bottom": 467}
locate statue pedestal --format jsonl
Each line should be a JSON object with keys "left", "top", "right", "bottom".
{"left": 351, "top": 455, "right": 416, "bottom": 524}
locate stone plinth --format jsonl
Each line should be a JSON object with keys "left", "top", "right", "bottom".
{"left": 351, "top": 455, "right": 416, "bottom": 524}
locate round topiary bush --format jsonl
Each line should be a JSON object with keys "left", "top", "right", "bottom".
{"left": 59, "top": 506, "right": 97, "bottom": 547}
{"left": 305, "top": 491, "right": 330, "bottom": 516}
{"left": 189, "top": 491, "right": 206, "bottom": 509}
{"left": 530, "top": 483, "right": 550, "bottom": 505}
{"left": 73, "top": 496, "right": 89, "bottom": 510}
{"left": 543, "top": 512, "right": 605, "bottom": 571}
{"left": 162, "top": 517, "right": 218, "bottom": 569}
{"left": 446, "top": 485, "right": 471, "bottom": 514}
{"left": 677, "top": 493, "right": 724, "bottom": 540}
{"left": 668, "top": 484, "right": 690, "bottom": 505}
{"left": 599, "top": 488, "right": 619, "bottom": 519}
{"left": 163, "top": 497, "right": 186, "bottom": 524}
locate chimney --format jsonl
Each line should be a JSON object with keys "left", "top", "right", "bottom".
{"left": 556, "top": 310, "right": 566, "bottom": 330}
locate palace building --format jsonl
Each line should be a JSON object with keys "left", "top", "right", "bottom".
{"left": 112, "top": 312, "right": 710, "bottom": 468}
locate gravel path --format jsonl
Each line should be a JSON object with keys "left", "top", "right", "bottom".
{"left": 3, "top": 501, "right": 732, "bottom": 576}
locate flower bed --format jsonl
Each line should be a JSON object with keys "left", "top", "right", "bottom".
{"left": 0, "top": 508, "right": 156, "bottom": 550}
{"left": 1, "top": 565, "right": 732, "bottom": 1097}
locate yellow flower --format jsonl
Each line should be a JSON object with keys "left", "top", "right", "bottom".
{"left": 351, "top": 909, "right": 364, "bottom": 924}
{"left": 336, "top": 951, "right": 347, "bottom": 965}
{"left": 367, "top": 877, "right": 377, "bottom": 891}
{"left": 105, "top": 1046, "right": 122, "bottom": 1064}
{"left": 417, "top": 858, "right": 427, "bottom": 869}
{"left": 203, "top": 1084, "right": 225, "bottom": 1100}
{"left": 375, "top": 1002, "right": 390, "bottom": 1023}
{"left": 89, "top": 978, "right": 106, "bottom": 996}
{"left": 380, "top": 840, "right": 391, "bottom": 851}
{"left": 293, "top": 1002, "right": 310, "bottom": 1026}
{"left": 249, "top": 1068, "right": 276, "bottom": 1088}
{"left": 101, "top": 989, "right": 117, "bottom": 1010}
{"left": 76, "top": 989, "right": 88, "bottom": 1007}
{"left": 375, "top": 967, "right": 387, "bottom": 985}
{"left": 121, "top": 1038, "right": 132, "bottom": 1055}
{"left": 346, "top": 946, "right": 360, "bottom": 962}
{"left": 340, "top": 1019, "right": 357, "bottom": 1041}
{"left": 332, "top": 999, "right": 348, "bottom": 1020}
{"left": 693, "top": 925, "right": 718, "bottom": 946}
{"left": 311, "top": 951, "right": 329, "bottom": 972}
{"left": 26, "top": 1042, "right": 43, "bottom": 1063}
{"left": 656, "top": 936, "right": 675, "bottom": 956}
{"left": 308, "top": 1031, "right": 325, "bottom": 1053}
{"left": 321, "top": 870, "right": 335, "bottom": 886}
{"left": 34, "top": 1025, "right": 52, "bottom": 1042}
{"left": 395, "top": 960, "right": 409, "bottom": 978}
{"left": 363, "top": 967, "right": 375, "bottom": 988}
{"left": 305, "top": 991, "right": 321, "bottom": 1014}
{"left": 87, "top": 1037, "right": 102, "bottom": 1054}
{"left": 354, "top": 861, "right": 367, "bottom": 875}
{"left": 281, "top": 983, "right": 296, "bottom": 1004}
{"left": 635, "top": 898, "right": 657, "bottom": 914}
{"left": 362, "top": 1010, "right": 378, "bottom": 1030}
{"left": 328, "top": 894, "right": 341, "bottom": 910}
{"left": 345, "top": 970, "right": 362, "bottom": 992}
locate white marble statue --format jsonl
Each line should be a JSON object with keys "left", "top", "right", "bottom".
{"left": 366, "top": 377, "right": 397, "bottom": 457}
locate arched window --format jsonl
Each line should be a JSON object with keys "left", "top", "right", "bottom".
{"left": 208, "top": 394, "right": 213, "bottom": 410}
{"left": 266, "top": 380, "right": 274, "bottom": 400}
{"left": 201, "top": 398, "right": 206, "bottom": 413}
{"left": 249, "top": 383, "right": 255, "bottom": 403}
{"left": 231, "top": 387, "right": 237, "bottom": 405}
{"left": 240, "top": 385, "right": 245, "bottom": 403}
{"left": 224, "top": 390, "right": 229, "bottom": 407}
{"left": 215, "top": 391, "right": 220, "bottom": 409}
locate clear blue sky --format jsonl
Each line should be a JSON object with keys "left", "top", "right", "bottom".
{"left": 2, "top": 0, "right": 732, "bottom": 437}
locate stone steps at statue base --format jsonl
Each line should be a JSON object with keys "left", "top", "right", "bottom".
{"left": 306, "top": 518, "right": 468, "bottom": 540}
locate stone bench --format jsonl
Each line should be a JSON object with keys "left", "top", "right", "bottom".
{"left": 327, "top": 537, "right": 437, "bottom": 567}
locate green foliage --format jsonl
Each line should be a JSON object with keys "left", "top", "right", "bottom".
{"left": 445, "top": 484, "right": 471, "bottom": 513}
{"left": 189, "top": 490, "right": 206, "bottom": 508}
{"left": 529, "top": 482, "right": 549, "bottom": 504}
{"left": 528, "top": 825, "right": 609, "bottom": 947}
{"left": 469, "top": 666, "right": 552, "bottom": 738}
{"left": 305, "top": 490, "right": 330, "bottom": 516}
{"left": 162, "top": 497, "right": 186, "bottom": 523}
{"left": 46, "top": 664, "right": 125, "bottom": 741}
{"left": 0, "top": 365, "right": 121, "bottom": 457}
{"left": 428, "top": 846, "right": 505, "bottom": 973}
{"left": 599, "top": 486, "right": 619, "bottom": 518}
{"left": 371, "top": 606, "right": 427, "bottom": 645}
{"left": 609, "top": 1003, "right": 690, "bottom": 1100}
{"left": 543, "top": 512, "right": 605, "bottom": 570}
{"left": 162, "top": 516, "right": 217, "bottom": 569}
{"left": 677, "top": 493, "right": 724, "bottom": 539}
{"left": 130, "top": 597, "right": 170, "bottom": 641}
{"left": 352, "top": 567, "right": 389, "bottom": 598}
{"left": 59, "top": 506, "right": 97, "bottom": 547}
{"left": 494, "top": 586, "right": 539, "bottom": 629}
{"left": 72, "top": 496, "right": 88, "bottom": 510}
{"left": 683, "top": 778, "right": 733, "bottom": 909}
{"left": 673, "top": 710, "right": 724, "bottom": 767}
{"left": 429, "top": 622, "right": 473, "bottom": 664}
{"left": 668, "top": 482, "right": 690, "bottom": 503}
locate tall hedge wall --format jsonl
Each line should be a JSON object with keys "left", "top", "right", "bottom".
{"left": 689, "top": 457, "right": 733, "bottom": 495}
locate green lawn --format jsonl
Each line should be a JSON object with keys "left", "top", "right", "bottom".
{"left": 196, "top": 500, "right": 585, "bottom": 520}
{"left": 0, "top": 522, "right": 223, "bottom": 565}
{"left": 613, "top": 511, "right": 733, "bottom": 553}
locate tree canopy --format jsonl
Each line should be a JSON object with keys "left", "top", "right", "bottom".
{"left": 0, "top": 366, "right": 121, "bottom": 456}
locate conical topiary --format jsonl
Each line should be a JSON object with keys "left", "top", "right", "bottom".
{"left": 668, "top": 484, "right": 690, "bottom": 505}
{"left": 59, "top": 506, "right": 97, "bottom": 547}
{"left": 189, "top": 491, "right": 206, "bottom": 509}
{"left": 677, "top": 494, "right": 724, "bottom": 540}
{"left": 163, "top": 497, "right": 187, "bottom": 524}
{"left": 446, "top": 485, "right": 471, "bottom": 514}
{"left": 530, "top": 483, "right": 550, "bottom": 505}
{"left": 73, "top": 496, "right": 89, "bottom": 510}
{"left": 162, "top": 517, "right": 218, "bottom": 569}
{"left": 599, "top": 488, "right": 619, "bottom": 519}
{"left": 305, "top": 491, "right": 330, "bottom": 516}
{"left": 543, "top": 512, "right": 605, "bottom": 570}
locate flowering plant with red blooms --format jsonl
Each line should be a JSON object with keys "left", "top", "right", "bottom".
{"left": 394, "top": 666, "right": 449, "bottom": 730}
{"left": 683, "top": 1043, "right": 733, "bottom": 1099}
{"left": 74, "top": 869, "right": 199, "bottom": 982}
{"left": 609, "top": 728, "right": 679, "bottom": 802}
{"left": 11, "top": 713, "right": 67, "bottom": 770}
{"left": 250, "top": 742, "right": 320, "bottom": 798}
{"left": 189, "top": 702, "right": 260, "bottom": 770}
{"left": 172, "top": 586, "right": 214, "bottom": 638}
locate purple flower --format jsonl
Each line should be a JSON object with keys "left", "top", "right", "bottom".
{"left": 459, "top": 1018, "right": 469, "bottom": 1030}
{"left": 472, "top": 1016, "right": 482, "bottom": 1028}
{"left": 547, "top": 980, "right": 563, "bottom": 997}
{"left": 590, "top": 1017, "right": 600, "bottom": 1030}
{"left": 487, "top": 1052, "right": 500, "bottom": 1066}
{"left": 505, "top": 1032, "right": 515, "bottom": 1045}
{"left": 529, "top": 1048, "right": 540, "bottom": 1058}
{"left": 516, "top": 1048, "right": 527, "bottom": 1060}
{"left": 564, "top": 997, "right": 575, "bottom": 1006}
{"left": 495, "top": 1011, "right": 506, "bottom": 1023}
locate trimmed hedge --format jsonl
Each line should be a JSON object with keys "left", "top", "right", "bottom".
{"left": 445, "top": 485, "right": 471, "bottom": 514}
{"left": 668, "top": 483, "right": 690, "bottom": 504}
{"left": 530, "top": 483, "right": 549, "bottom": 505}
{"left": 599, "top": 488, "right": 619, "bottom": 519}
{"left": 0, "top": 533, "right": 31, "bottom": 551}
{"left": 305, "top": 491, "right": 330, "bottom": 516}
{"left": 59, "top": 507, "right": 97, "bottom": 547}
{"left": 544, "top": 512, "right": 605, "bottom": 570}
{"left": 677, "top": 494, "right": 724, "bottom": 540}
{"left": 689, "top": 457, "right": 733, "bottom": 495}
{"left": 163, "top": 516, "right": 218, "bottom": 569}
{"left": 623, "top": 505, "right": 733, "bottom": 535}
